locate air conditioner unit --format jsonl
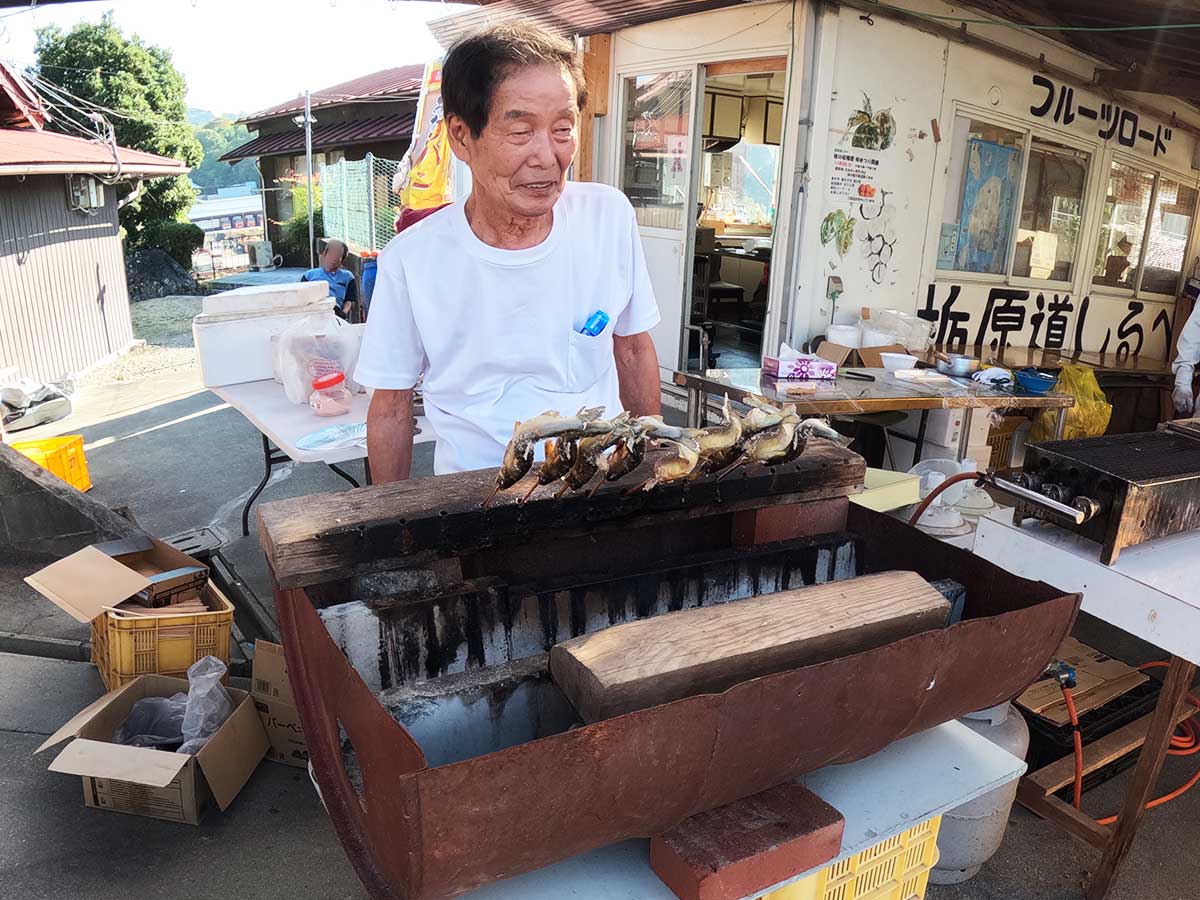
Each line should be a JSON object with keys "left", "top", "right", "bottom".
{"left": 247, "top": 240, "right": 278, "bottom": 271}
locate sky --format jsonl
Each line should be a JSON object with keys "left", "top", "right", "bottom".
{"left": 0, "top": 0, "right": 472, "bottom": 117}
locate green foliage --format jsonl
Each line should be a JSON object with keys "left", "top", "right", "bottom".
{"left": 34, "top": 12, "right": 202, "bottom": 247}
{"left": 191, "top": 118, "right": 259, "bottom": 192}
{"left": 147, "top": 221, "right": 205, "bottom": 269}
{"left": 278, "top": 205, "right": 324, "bottom": 265}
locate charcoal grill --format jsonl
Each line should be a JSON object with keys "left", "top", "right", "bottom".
{"left": 1009, "top": 428, "right": 1200, "bottom": 565}
{"left": 258, "top": 444, "right": 1079, "bottom": 900}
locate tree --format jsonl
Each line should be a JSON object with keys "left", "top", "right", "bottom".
{"left": 34, "top": 13, "right": 202, "bottom": 247}
{"left": 191, "top": 118, "right": 259, "bottom": 193}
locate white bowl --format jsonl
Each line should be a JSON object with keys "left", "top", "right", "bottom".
{"left": 879, "top": 352, "right": 918, "bottom": 372}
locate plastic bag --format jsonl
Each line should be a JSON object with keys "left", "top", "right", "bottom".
{"left": 113, "top": 693, "right": 187, "bottom": 748}
{"left": 1029, "top": 364, "right": 1112, "bottom": 442}
{"left": 178, "top": 656, "right": 234, "bottom": 755}
{"left": 278, "top": 311, "right": 363, "bottom": 404}
{"left": 112, "top": 656, "right": 233, "bottom": 755}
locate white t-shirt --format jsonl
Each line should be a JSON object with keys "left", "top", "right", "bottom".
{"left": 355, "top": 182, "right": 661, "bottom": 474}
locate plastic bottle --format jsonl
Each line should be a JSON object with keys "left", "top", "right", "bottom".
{"left": 309, "top": 371, "right": 352, "bottom": 417}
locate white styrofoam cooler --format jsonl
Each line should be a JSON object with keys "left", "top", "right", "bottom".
{"left": 201, "top": 281, "right": 328, "bottom": 316}
{"left": 193, "top": 292, "right": 335, "bottom": 388}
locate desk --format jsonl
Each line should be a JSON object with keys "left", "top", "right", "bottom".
{"left": 974, "top": 509, "right": 1200, "bottom": 900}
{"left": 461, "top": 720, "right": 1024, "bottom": 900}
{"left": 673, "top": 367, "right": 1074, "bottom": 460}
{"left": 213, "top": 379, "right": 434, "bottom": 535}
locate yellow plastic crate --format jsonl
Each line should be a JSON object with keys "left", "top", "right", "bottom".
{"left": 90, "top": 581, "right": 234, "bottom": 690}
{"left": 765, "top": 816, "right": 941, "bottom": 900}
{"left": 12, "top": 434, "right": 92, "bottom": 491}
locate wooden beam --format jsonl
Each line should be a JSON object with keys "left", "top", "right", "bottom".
{"left": 705, "top": 56, "right": 788, "bottom": 77}
{"left": 549, "top": 571, "right": 950, "bottom": 723}
{"left": 575, "top": 33, "right": 611, "bottom": 183}
{"left": 1094, "top": 67, "right": 1200, "bottom": 101}
{"left": 1017, "top": 780, "right": 1112, "bottom": 851}
{"left": 1087, "top": 656, "right": 1197, "bottom": 900}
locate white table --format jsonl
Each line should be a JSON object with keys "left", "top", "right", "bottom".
{"left": 973, "top": 509, "right": 1200, "bottom": 899}
{"left": 212, "top": 379, "right": 434, "bottom": 535}
{"left": 461, "top": 720, "right": 1025, "bottom": 900}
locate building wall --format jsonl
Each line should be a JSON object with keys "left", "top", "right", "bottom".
{"left": 794, "top": 1, "right": 1200, "bottom": 359}
{"left": 0, "top": 175, "right": 135, "bottom": 382}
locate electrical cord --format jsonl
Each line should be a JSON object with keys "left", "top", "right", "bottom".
{"left": 1060, "top": 661, "right": 1200, "bottom": 826}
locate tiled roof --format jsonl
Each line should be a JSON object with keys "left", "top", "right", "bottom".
{"left": 219, "top": 112, "right": 415, "bottom": 162}
{"left": 239, "top": 65, "right": 425, "bottom": 125}
{"left": 0, "top": 128, "right": 188, "bottom": 176}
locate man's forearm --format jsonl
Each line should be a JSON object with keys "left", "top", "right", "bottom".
{"left": 366, "top": 389, "right": 415, "bottom": 483}
{"left": 615, "top": 332, "right": 662, "bottom": 416}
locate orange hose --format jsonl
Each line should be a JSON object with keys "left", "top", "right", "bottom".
{"left": 907, "top": 471, "right": 979, "bottom": 527}
{"left": 1063, "top": 660, "right": 1200, "bottom": 826}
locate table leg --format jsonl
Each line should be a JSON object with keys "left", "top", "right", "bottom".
{"left": 957, "top": 407, "right": 973, "bottom": 463}
{"left": 686, "top": 386, "right": 702, "bottom": 429}
{"left": 1054, "top": 405, "right": 1068, "bottom": 439}
{"left": 328, "top": 464, "right": 360, "bottom": 488}
{"left": 1085, "top": 655, "right": 1197, "bottom": 900}
{"left": 364, "top": 457, "right": 372, "bottom": 486}
{"left": 913, "top": 410, "right": 929, "bottom": 465}
{"left": 243, "top": 434, "right": 276, "bottom": 538}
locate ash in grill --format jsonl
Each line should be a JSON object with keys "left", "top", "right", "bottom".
{"left": 1012, "top": 429, "right": 1200, "bottom": 564}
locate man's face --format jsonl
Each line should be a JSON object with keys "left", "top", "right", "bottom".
{"left": 322, "top": 244, "right": 344, "bottom": 272}
{"left": 449, "top": 63, "right": 579, "bottom": 219}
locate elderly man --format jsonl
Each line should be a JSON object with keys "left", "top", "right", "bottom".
{"left": 302, "top": 238, "right": 359, "bottom": 320}
{"left": 356, "top": 23, "right": 661, "bottom": 481}
{"left": 1173, "top": 302, "right": 1200, "bottom": 417}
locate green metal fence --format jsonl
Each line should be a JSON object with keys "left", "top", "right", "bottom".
{"left": 320, "top": 153, "right": 402, "bottom": 252}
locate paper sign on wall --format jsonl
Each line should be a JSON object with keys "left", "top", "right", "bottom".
{"left": 829, "top": 149, "right": 882, "bottom": 208}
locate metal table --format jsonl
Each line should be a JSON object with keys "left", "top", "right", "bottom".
{"left": 673, "top": 366, "right": 1075, "bottom": 459}
{"left": 212, "top": 379, "right": 433, "bottom": 535}
{"left": 974, "top": 509, "right": 1200, "bottom": 900}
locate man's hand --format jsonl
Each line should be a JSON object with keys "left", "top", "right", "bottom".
{"left": 1174, "top": 369, "right": 1195, "bottom": 415}
{"left": 366, "top": 388, "right": 416, "bottom": 483}
{"left": 614, "top": 331, "right": 661, "bottom": 417}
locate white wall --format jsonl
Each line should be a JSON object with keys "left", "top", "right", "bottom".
{"left": 794, "top": 0, "right": 1200, "bottom": 360}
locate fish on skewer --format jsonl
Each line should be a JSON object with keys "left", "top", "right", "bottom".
{"left": 589, "top": 431, "right": 647, "bottom": 497}
{"left": 520, "top": 435, "right": 579, "bottom": 502}
{"left": 777, "top": 417, "right": 847, "bottom": 464}
{"left": 630, "top": 436, "right": 702, "bottom": 493}
{"left": 556, "top": 414, "right": 633, "bottom": 496}
{"left": 693, "top": 395, "right": 744, "bottom": 474}
{"left": 483, "top": 406, "right": 609, "bottom": 506}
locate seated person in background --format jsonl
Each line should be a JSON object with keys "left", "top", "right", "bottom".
{"left": 1101, "top": 236, "right": 1133, "bottom": 286}
{"left": 302, "top": 239, "right": 359, "bottom": 320}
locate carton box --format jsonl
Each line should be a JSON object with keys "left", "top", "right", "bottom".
{"left": 37, "top": 674, "right": 269, "bottom": 824}
{"left": 26, "top": 535, "right": 208, "bottom": 613}
{"left": 762, "top": 353, "right": 838, "bottom": 381}
{"left": 252, "top": 640, "right": 308, "bottom": 768}
{"left": 1016, "top": 637, "right": 1149, "bottom": 726}
{"left": 814, "top": 341, "right": 909, "bottom": 370}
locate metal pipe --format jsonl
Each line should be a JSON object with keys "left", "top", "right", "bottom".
{"left": 990, "top": 475, "right": 1087, "bottom": 525}
{"left": 304, "top": 89, "right": 315, "bottom": 268}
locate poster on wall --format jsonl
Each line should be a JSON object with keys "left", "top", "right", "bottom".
{"left": 954, "top": 139, "right": 1020, "bottom": 273}
{"left": 828, "top": 148, "right": 883, "bottom": 209}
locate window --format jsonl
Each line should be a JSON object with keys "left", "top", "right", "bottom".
{"left": 1092, "top": 164, "right": 1197, "bottom": 295}
{"left": 620, "top": 71, "right": 693, "bottom": 230}
{"left": 701, "top": 141, "right": 779, "bottom": 228}
{"left": 938, "top": 118, "right": 1024, "bottom": 275}
{"left": 1013, "top": 139, "right": 1088, "bottom": 281}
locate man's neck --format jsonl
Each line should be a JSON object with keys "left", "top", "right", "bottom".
{"left": 464, "top": 193, "right": 553, "bottom": 250}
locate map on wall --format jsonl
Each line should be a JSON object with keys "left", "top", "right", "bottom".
{"left": 955, "top": 139, "right": 1020, "bottom": 273}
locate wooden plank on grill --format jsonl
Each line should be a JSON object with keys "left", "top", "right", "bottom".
{"left": 548, "top": 570, "right": 949, "bottom": 723}
{"left": 259, "top": 441, "right": 864, "bottom": 589}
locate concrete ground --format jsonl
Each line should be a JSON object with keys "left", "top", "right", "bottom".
{"left": 3, "top": 296, "right": 1199, "bottom": 900}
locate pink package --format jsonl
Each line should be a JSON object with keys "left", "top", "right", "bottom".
{"left": 762, "top": 354, "right": 838, "bottom": 380}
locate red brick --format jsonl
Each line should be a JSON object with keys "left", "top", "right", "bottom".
{"left": 650, "top": 783, "right": 844, "bottom": 900}
{"left": 731, "top": 496, "right": 848, "bottom": 547}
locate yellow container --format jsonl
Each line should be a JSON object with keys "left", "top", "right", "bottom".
{"left": 765, "top": 816, "right": 941, "bottom": 900}
{"left": 90, "top": 581, "right": 234, "bottom": 690}
{"left": 12, "top": 434, "right": 92, "bottom": 492}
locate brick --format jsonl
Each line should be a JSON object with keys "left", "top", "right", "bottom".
{"left": 731, "top": 496, "right": 848, "bottom": 547}
{"left": 650, "top": 783, "right": 844, "bottom": 900}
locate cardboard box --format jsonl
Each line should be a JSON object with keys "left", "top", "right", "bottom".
{"left": 252, "top": 640, "right": 308, "bottom": 768}
{"left": 762, "top": 354, "right": 838, "bottom": 380}
{"left": 37, "top": 674, "right": 269, "bottom": 824}
{"left": 26, "top": 535, "right": 208, "bottom": 614}
{"left": 814, "top": 341, "right": 909, "bottom": 370}
{"left": 1016, "top": 638, "right": 1149, "bottom": 726}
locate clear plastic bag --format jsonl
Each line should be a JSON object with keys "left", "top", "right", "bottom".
{"left": 278, "top": 311, "right": 363, "bottom": 404}
{"left": 112, "top": 656, "right": 233, "bottom": 755}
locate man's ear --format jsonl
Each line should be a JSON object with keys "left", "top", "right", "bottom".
{"left": 446, "top": 113, "right": 473, "bottom": 163}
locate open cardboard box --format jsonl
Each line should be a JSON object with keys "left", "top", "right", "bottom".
{"left": 1017, "top": 637, "right": 1149, "bottom": 726}
{"left": 252, "top": 640, "right": 309, "bottom": 768}
{"left": 815, "top": 341, "right": 910, "bottom": 370}
{"left": 25, "top": 535, "right": 208, "bottom": 615}
{"left": 37, "top": 674, "right": 269, "bottom": 824}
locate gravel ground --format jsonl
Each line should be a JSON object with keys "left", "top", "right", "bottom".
{"left": 80, "top": 295, "right": 202, "bottom": 386}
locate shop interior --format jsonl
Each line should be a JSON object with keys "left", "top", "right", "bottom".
{"left": 688, "top": 65, "right": 784, "bottom": 370}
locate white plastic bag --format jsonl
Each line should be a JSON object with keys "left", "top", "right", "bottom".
{"left": 178, "top": 656, "right": 234, "bottom": 755}
{"left": 278, "top": 312, "right": 363, "bottom": 404}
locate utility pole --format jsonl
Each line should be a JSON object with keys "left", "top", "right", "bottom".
{"left": 304, "top": 89, "right": 315, "bottom": 268}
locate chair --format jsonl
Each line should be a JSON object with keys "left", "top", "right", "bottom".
{"left": 706, "top": 253, "right": 745, "bottom": 316}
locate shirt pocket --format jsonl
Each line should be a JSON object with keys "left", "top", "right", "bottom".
{"left": 566, "top": 323, "right": 614, "bottom": 392}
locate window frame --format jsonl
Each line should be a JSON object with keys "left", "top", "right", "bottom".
{"left": 1090, "top": 151, "right": 1196, "bottom": 301}
{"left": 936, "top": 105, "right": 1096, "bottom": 291}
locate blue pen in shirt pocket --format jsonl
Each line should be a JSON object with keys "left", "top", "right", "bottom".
{"left": 579, "top": 310, "right": 610, "bottom": 336}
